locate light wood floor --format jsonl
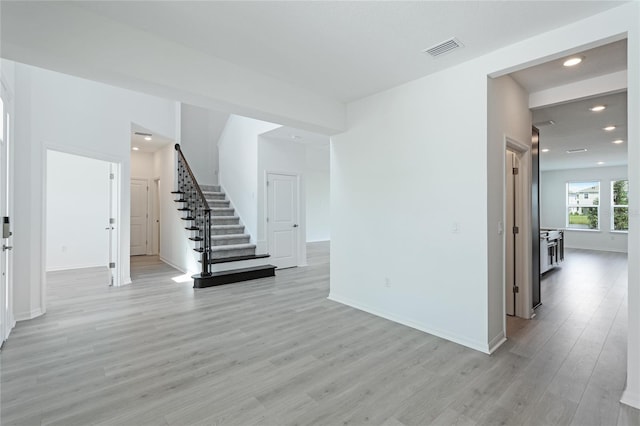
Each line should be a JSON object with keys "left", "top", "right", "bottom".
{"left": 1, "top": 243, "right": 638, "bottom": 425}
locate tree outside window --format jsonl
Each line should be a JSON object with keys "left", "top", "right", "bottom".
{"left": 612, "top": 180, "right": 629, "bottom": 231}
{"left": 567, "top": 181, "right": 599, "bottom": 230}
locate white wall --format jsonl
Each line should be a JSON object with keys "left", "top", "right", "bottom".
{"left": 46, "top": 151, "right": 110, "bottom": 271}
{"left": 218, "top": 115, "right": 280, "bottom": 244}
{"left": 305, "top": 145, "right": 330, "bottom": 242}
{"left": 12, "top": 62, "right": 178, "bottom": 320}
{"left": 130, "top": 150, "right": 154, "bottom": 179}
{"left": 153, "top": 143, "right": 200, "bottom": 274}
{"left": 541, "top": 166, "right": 628, "bottom": 252}
{"left": 180, "top": 104, "right": 229, "bottom": 185}
{"left": 331, "top": 62, "right": 491, "bottom": 352}
{"left": 487, "top": 75, "right": 532, "bottom": 342}
{"left": 331, "top": 3, "right": 639, "bottom": 359}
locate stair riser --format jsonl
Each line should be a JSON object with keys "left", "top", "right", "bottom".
{"left": 211, "top": 209, "right": 235, "bottom": 217}
{"left": 200, "top": 185, "right": 221, "bottom": 192}
{"left": 211, "top": 227, "right": 245, "bottom": 235}
{"left": 212, "top": 237, "right": 250, "bottom": 246}
{"left": 209, "top": 201, "right": 230, "bottom": 208}
{"left": 211, "top": 248, "right": 256, "bottom": 260}
{"left": 212, "top": 217, "right": 240, "bottom": 226}
{"left": 205, "top": 194, "right": 226, "bottom": 201}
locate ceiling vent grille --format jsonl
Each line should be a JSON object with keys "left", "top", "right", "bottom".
{"left": 533, "top": 120, "right": 556, "bottom": 127}
{"left": 566, "top": 148, "right": 588, "bottom": 154}
{"left": 423, "top": 38, "right": 464, "bottom": 57}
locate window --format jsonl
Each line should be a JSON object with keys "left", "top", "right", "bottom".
{"left": 611, "top": 180, "right": 629, "bottom": 232}
{"left": 567, "top": 181, "right": 599, "bottom": 230}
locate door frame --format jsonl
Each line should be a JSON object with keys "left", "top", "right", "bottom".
{"left": 43, "top": 146, "right": 123, "bottom": 309}
{"left": 0, "top": 74, "right": 15, "bottom": 344}
{"left": 503, "top": 136, "right": 533, "bottom": 321}
{"left": 265, "top": 171, "right": 302, "bottom": 268}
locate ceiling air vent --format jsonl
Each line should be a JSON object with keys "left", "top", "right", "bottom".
{"left": 566, "top": 148, "right": 588, "bottom": 154}
{"left": 533, "top": 120, "right": 556, "bottom": 127}
{"left": 134, "top": 132, "right": 152, "bottom": 137}
{"left": 423, "top": 38, "right": 464, "bottom": 57}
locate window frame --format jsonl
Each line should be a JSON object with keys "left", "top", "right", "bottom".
{"left": 610, "top": 179, "right": 629, "bottom": 233}
{"left": 566, "top": 180, "right": 601, "bottom": 231}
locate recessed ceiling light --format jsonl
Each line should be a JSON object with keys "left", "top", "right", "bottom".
{"left": 603, "top": 125, "right": 616, "bottom": 131}
{"left": 541, "top": 148, "right": 550, "bottom": 153}
{"left": 132, "top": 147, "right": 139, "bottom": 151}
{"left": 144, "top": 136, "right": 152, "bottom": 141}
{"left": 563, "top": 56, "right": 583, "bottom": 67}
{"left": 597, "top": 161, "right": 605, "bottom": 165}
{"left": 612, "top": 139, "right": 624, "bottom": 144}
{"left": 589, "top": 105, "right": 606, "bottom": 112}
{"left": 290, "top": 134, "right": 302, "bottom": 140}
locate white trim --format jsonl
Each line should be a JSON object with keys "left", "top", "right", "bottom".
{"left": 504, "top": 136, "right": 533, "bottom": 321}
{"left": 621, "top": 389, "right": 640, "bottom": 409}
{"left": 159, "top": 256, "right": 187, "bottom": 274}
{"left": 328, "top": 293, "right": 491, "bottom": 354}
{"left": 15, "top": 308, "right": 44, "bottom": 322}
{"left": 488, "top": 332, "right": 507, "bottom": 354}
{"left": 46, "top": 264, "right": 110, "bottom": 272}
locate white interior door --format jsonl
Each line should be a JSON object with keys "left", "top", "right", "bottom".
{"left": 267, "top": 173, "right": 299, "bottom": 269}
{"left": 130, "top": 178, "right": 148, "bottom": 256}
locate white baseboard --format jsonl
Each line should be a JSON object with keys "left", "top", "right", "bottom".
{"left": 488, "top": 332, "right": 507, "bottom": 354}
{"left": 621, "top": 389, "right": 640, "bottom": 409}
{"left": 15, "top": 308, "right": 44, "bottom": 322}
{"left": 46, "top": 264, "right": 108, "bottom": 272}
{"left": 159, "top": 256, "right": 187, "bottom": 274}
{"left": 327, "top": 292, "right": 491, "bottom": 354}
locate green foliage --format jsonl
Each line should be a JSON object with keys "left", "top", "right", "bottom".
{"left": 587, "top": 204, "right": 598, "bottom": 229}
{"left": 614, "top": 207, "right": 628, "bottom": 231}
{"left": 613, "top": 180, "right": 629, "bottom": 205}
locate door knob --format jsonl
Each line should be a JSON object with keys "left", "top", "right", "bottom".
{"left": 293, "top": 224, "right": 299, "bottom": 228}
{"left": 2, "top": 245, "right": 13, "bottom": 251}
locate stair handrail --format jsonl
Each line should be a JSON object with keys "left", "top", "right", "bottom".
{"left": 175, "top": 144, "right": 210, "bottom": 212}
{"left": 175, "top": 143, "right": 212, "bottom": 277}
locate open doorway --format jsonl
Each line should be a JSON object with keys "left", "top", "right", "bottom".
{"left": 129, "top": 124, "right": 173, "bottom": 269}
{"left": 45, "top": 150, "right": 121, "bottom": 289}
{"left": 500, "top": 39, "right": 628, "bottom": 342}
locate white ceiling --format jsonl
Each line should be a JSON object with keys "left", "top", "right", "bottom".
{"left": 69, "top": 1, "right": 625, "bottom": 103}
{"left": 534, "top": 91, "right": 627, "bottom": 171}
{"left": 511, "top": 39, "right": 627, "bottom": 93}
{"left": 131, "top": 123, "right": 174, "bottom": 153}
{"left": 261, "top": 126, "right": 330, "bottom": 149}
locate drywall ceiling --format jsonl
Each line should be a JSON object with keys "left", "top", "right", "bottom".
{"left": 511, "top": 39, "right": 627, "bottom": 93}
{"left": 261, "top": 126, "right": 330, "bottom": 149}
{"left": 131, "top": 124, "right": 173, "bottom": 153}
{"left": 534, "top": 91, "right": 627, "bottom": 171}
{"left": 1, "top": 1, "right": 626, "bottom": 106}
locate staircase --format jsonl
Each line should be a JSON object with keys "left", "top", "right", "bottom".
{"left": 173, "top": 144, "right": 275, "bottom": 288}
